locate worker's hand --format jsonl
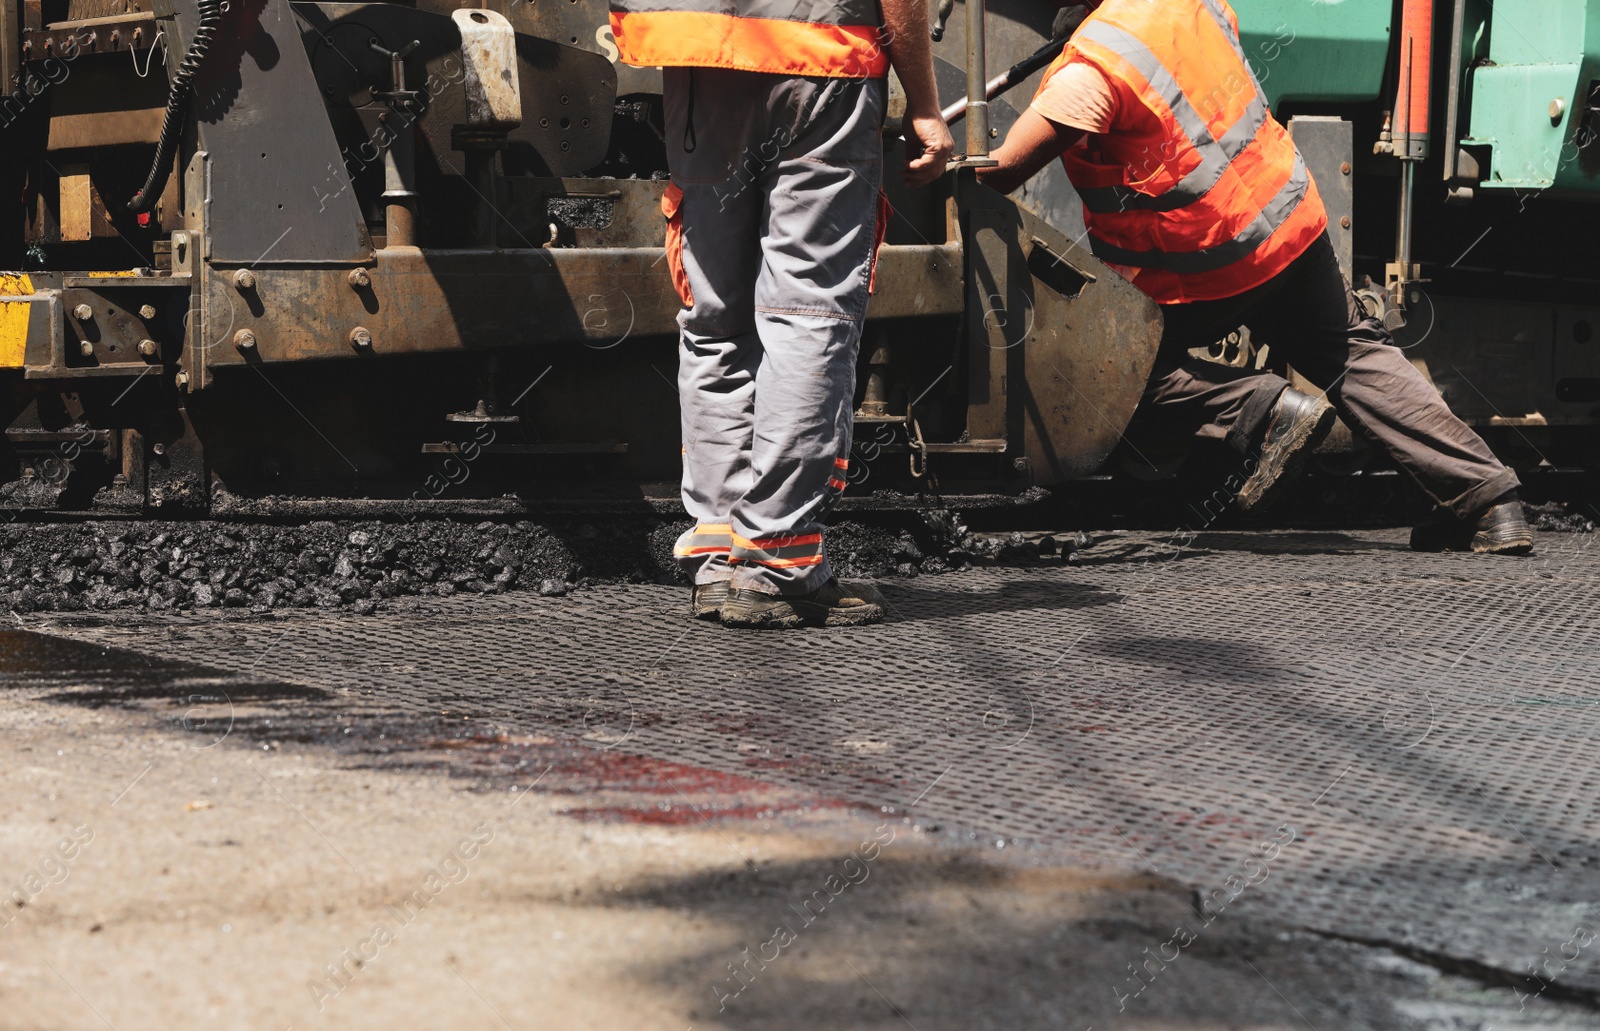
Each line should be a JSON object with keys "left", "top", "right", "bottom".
{"left": 1050, "top": 4, "right": 1088, "bottom": 40}
{"left": 903, "top": 106, "right": 955, "bottom": 187}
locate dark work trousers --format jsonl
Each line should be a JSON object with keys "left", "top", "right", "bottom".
{"left": 1137, "top": 233, "right": 1519, "bottom": 518}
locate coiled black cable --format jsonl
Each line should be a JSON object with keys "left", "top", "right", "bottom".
{"left": 128, "top": 0, "right": 222, "bottom": 213}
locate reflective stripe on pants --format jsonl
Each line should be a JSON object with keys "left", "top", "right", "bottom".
{"left": 665, "top": 68, "right": 885, "bottom": 593}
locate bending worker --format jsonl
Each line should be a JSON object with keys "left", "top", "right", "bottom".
{"left": 610, "top": 0, "right": 954, "bottom": 627}
{"left": 979, "top": 0, "right": 1533, "bottom": 554}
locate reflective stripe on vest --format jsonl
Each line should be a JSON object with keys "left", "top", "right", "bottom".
{"left": 1038, "top": 0, "right": 1327, "bottom": 303}
{"left": 609, "top": 0, "right": 886, "bottom": 77}
{"left": 614, "top": 0, "right": 876, "bottom": 26}
{"left": 1086, "top": 151, "right": 1311, "bottom": 274}
{"left": 1071, "top": 18, "right": 1267, "bottom": 215}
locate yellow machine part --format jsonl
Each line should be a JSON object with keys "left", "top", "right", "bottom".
{"left": 0, "top": 273, "right": 33, "bottom": 368}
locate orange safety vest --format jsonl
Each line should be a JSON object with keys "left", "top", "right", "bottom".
{"left": 1036, "top": 0, "right": 1327, "bottom": 304}
{"left": 609, "top": 0, "right": 887, "bottom": 79}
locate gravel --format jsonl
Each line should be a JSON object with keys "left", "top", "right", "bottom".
{"left": 4, "top": 495, "right": 1574, "bottom": 616}
{"left": 0, "top": 514, "right": 1056, "bottom": 614}
{"left": 0, "top": 519, "right": 607, "bottom": 615}
{"left": 1524, "top": 500, "right": 1596, "bottom": 533}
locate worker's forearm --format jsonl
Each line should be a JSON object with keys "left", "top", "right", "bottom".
{"left": 880, "top": 0, "right": 940, "bottom": 115}
{"left": 978, "top": 139, "right": 1046, "bottom": 194}
{"left": 882, "top": 0, "right": 955, "bottom": 185}
{"left": 977, "top": 108, "right": 1083, "bottom": 194}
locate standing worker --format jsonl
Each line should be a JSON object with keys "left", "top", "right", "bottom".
{"left": 979, "top": 0, "right": 1533, "bottom": 553}
{"left": 610, "top": 0, "right": 955, "bottom": 627}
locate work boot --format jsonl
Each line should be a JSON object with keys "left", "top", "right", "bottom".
{"left": 690, "top": 581, "right": 729, "bottom": 621}
{"left": 1410, "top": 493, "right": 1534, "bottom": 555}
{"left": 720, "top": 577, "right": 887, "bottom": 629}
{"left": 1236, "top": 387, "right": 1336, "bottom": 512}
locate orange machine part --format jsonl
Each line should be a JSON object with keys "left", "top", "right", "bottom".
{"left": 1395, "top": 0, "right": 1434, "bottom": 154}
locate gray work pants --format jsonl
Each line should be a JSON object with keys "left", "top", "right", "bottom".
{"left": 1136, "top": 234, "right": 1519, "bottom": 518}
{"left": 664, "top": 68, "right": 886, "bottom": 594}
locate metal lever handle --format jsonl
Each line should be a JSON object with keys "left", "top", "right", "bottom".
{"left": 370, "top": 38, "right": 421, "bottom": 99}
{"left": 369, "top": 38, "right": 420, "bottom": 60}
{"left": 942, "top": 32, "right": 1070, "bottom": 124}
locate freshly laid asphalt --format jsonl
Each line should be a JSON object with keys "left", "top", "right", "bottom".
{"left": 3, "top": 525, "right": 1599, "bottom": 1030}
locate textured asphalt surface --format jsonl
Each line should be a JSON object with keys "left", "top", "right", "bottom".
{"left": 5, "top": 523, "right": 1600, "bottom": 1030}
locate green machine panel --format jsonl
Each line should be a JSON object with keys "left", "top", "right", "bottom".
{"left": 1231, "top": 0, "right": 1392, "bottom": 107}
{"left": 1461, "top": 0, "right": 1600, "bottom": 195}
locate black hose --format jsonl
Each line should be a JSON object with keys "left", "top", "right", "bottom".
{"left": 1002, "top": 32, "right": 1073, "bottom": 87}
{"left": 128, "top": 0, "right": 222, "bottom": 213}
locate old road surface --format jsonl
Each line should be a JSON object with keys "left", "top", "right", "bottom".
{"left": 4, "top": 526, "right": 1599, "bottom": 1030}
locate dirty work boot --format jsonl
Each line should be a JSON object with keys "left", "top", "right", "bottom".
{"left": 1236, "top": 387, "right": 1336, "bottom": 512}
{"left": 1410, "top": 493, "right": 1534, "bottom": 555}
{"left": 720, "top": 578, "right": 886, "bottom": 629}
{"left": 690, "top": 581, "right": 729, "bottom": 621}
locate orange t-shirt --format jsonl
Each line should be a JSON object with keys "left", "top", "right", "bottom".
{"left": 1029, "top": 60, "right": 1117, "bottom": 135}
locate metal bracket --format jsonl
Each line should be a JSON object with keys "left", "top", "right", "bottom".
{"left": 19, "top": 291, "right": 63, "bottom": 378}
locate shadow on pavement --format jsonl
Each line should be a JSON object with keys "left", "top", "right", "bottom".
{"left": 605, "top": 851, "right": 1466, "bottom": 1030}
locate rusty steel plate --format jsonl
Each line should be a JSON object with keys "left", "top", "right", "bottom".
{"left": 34, "top": 527, "right": 1600, "bottom": 1001}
